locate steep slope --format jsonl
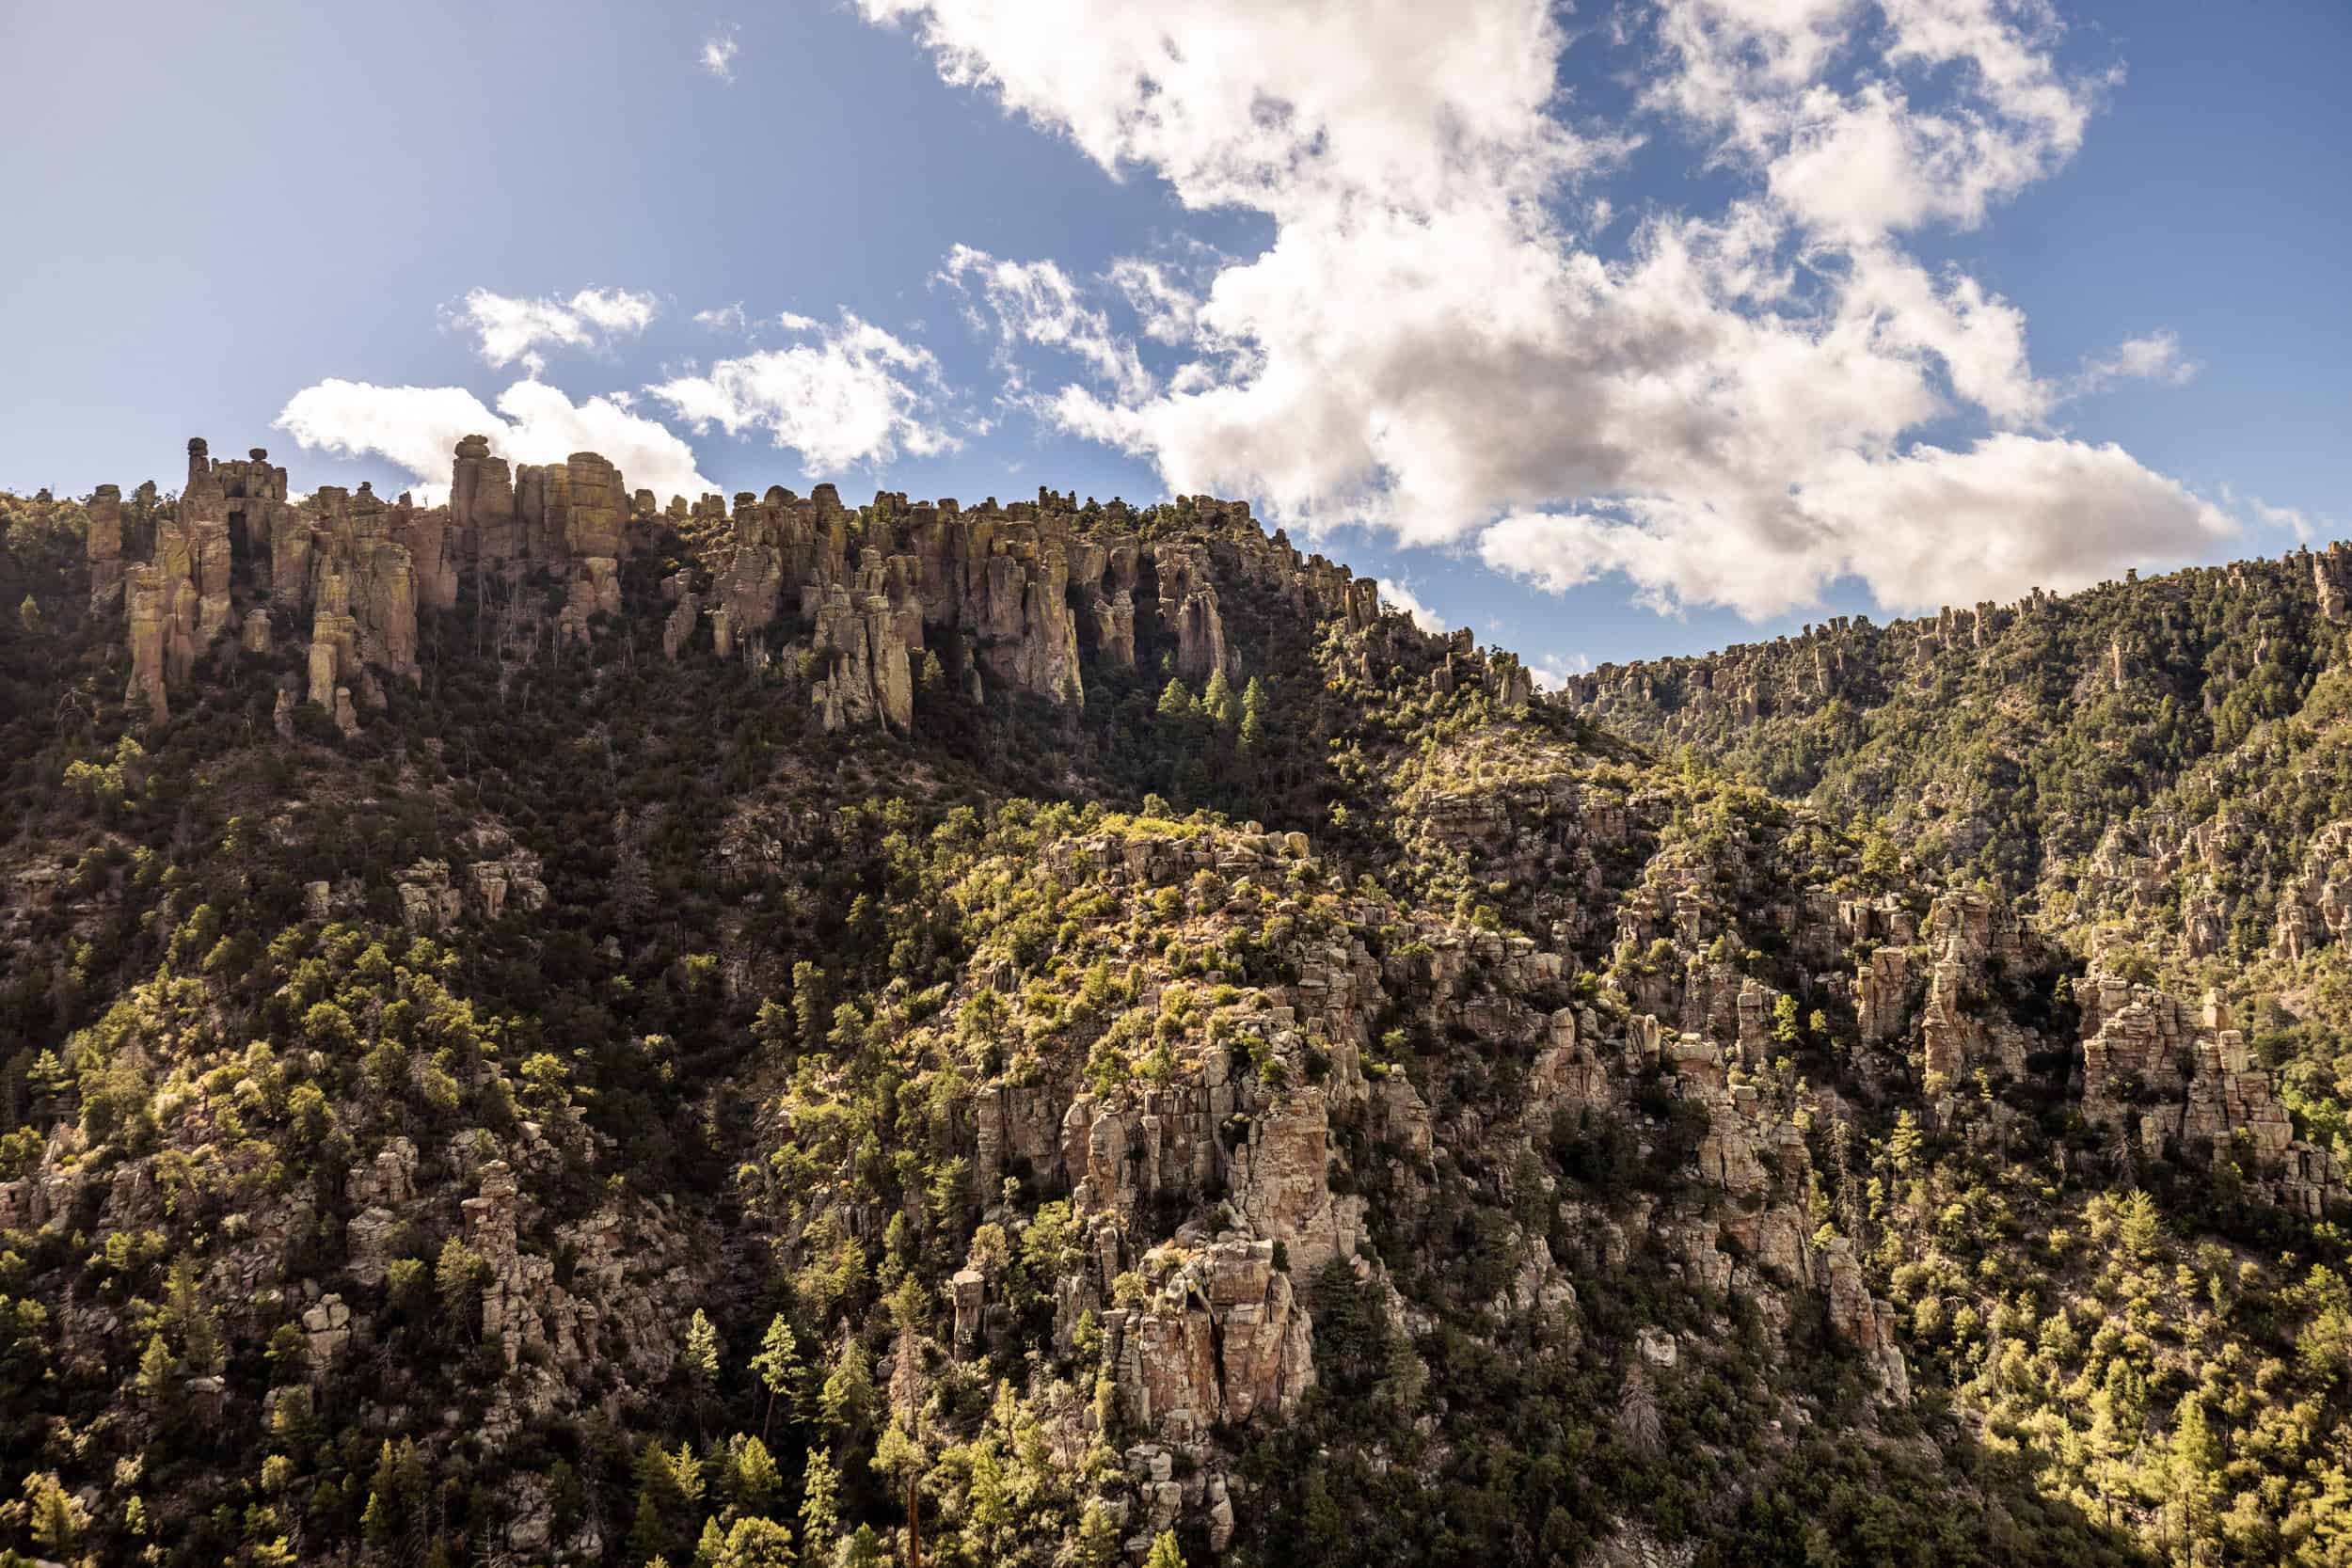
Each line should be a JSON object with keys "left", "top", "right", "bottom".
{"left": 0, "top": 443, "right": 2344, "bottom": 1568}
{"left": 1560, "top": 552, "right": 2352, "bottom": 887}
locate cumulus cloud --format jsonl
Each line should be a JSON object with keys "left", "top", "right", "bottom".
{"left": 1530, "top": 653, "right": 1593, "bottom": 691}
{"left": 1649, "top": 0, "right": 2107, "bottom": 242}
{"left": 866, "top": 0, "right": 2220, "bottom": 619}
{"left": 1377, "top": 579, "right": 1451, "bottom": 636}
{"left": 1481, "top": 435, "right": 2232, "bottom": 618}
{"left": 702, "top": 25, "right": 740, "bottom": 82}
{"left": 644, "top": 311, "right": 957, "bottom": 473}
{"left": 2070, "top": 328, "right": 2200, "bottom": 396}
{"left": 453, "top": 287, "right": 661, "bottom": 375}
{"left": 274, "top": 378, "right": 715, "bottom": 505}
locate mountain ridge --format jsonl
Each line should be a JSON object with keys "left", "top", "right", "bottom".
{"left": 0, "top": 437, "right": 2346, "bottom": 1567}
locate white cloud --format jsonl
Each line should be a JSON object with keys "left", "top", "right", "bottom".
{"left": 1480, "top": 434, "right": 2231, "bottom": 618}
{"left": 858, "top": 0, "right": 1603, "bottom": 218}
{"left": 1530, "top": 653, "right": 1593, "bottom": 691}
{"left": 702, "top": 25, "right": 740, "bottom": 82}
{"left": 453, "top": 287, "right": 661, "bottom": 375}
{"left": 2223, "top": 488, "right": 2323, "bottom": 544}
{"left": 2070, "top": 328, "right": 2199, "bottom": 396}
{"left": 1649, "top": 0, "right": 2106, "bottom": 242}
{"left": 1106, "top": 256, "right": 1212, "bottom": 346}
{"left": 274, "top": 377, "right": 716, "bottom": 506}
{"left": 694, "top": 303, "right": 751, "bottom": 332}
{"left": 2255, "top": 500, "right": 2315, "bottom": 543}
{"left": 1378, "top": 578, "right": 1450, "bottom": 635}
{"left": 939, "top": 245, "right": 1152, "bottom": 402}
{"left": 869, "top": 0, "right": 2217, "bottom": 620}
{"left": 644, "top": 311, "right": 957, "bottom": 473}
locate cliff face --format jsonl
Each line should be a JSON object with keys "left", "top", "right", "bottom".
{"left": 101, "top": 437, "right": 1377, "bottom": 741}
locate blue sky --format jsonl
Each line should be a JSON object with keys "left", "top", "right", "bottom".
{"left": 5, "top": 0, "right": 2345, "bottom": 675}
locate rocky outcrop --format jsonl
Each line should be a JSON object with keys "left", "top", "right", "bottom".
{"left": 810, "top": 583, "right": 914, "bottom": 733}
{"left": 462, "top": 1159, "right": 686, "bottom": 1402}
{"left": 2273, "top": 821, "right": 2352, "bottom": 959}
{"left": 1815, "top": 1237, "right": 1910, "bottom": 1400}
{"left": 1155, "top": 543, "right": 1230, "bottom": 681}
{"left": 2080, "top": 976, "right": 2345, "bottom": 1212}
{"left": 125, "top": 565, "right": 170, "bottom": 721}
{"left": 660, "top": 569, "right": 700, "bottom": 660}
{"left": 100, "top": 437, "right": 430, "bottom": 723}
{"left": 451, "top": 433, "right": 519, "bottom": 562}
{"left": 99, "top": 436, "right": 1412, "bottom": 743}
{"left": 86, "top": 483, "right": 124, "bottom": 605}
{"left": 2315, "top": 542, "right": 2352, "bottom": 625}
{"left": 1104, "top": 1237, "right": 1314, "bottom": 1441}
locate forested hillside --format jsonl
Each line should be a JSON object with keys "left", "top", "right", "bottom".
{"left": 0, "top": 442, "right": 2345, "bottom": 1568}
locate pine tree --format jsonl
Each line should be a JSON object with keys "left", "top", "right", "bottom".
{"left": 2120, "top": 1189, "right": 2164, "bottom": 1260}
{"left": 732, "top": 1433, "right": 782, "bottom": 1515}
{"left": 873, "top": 1419, "right": 927, "bottom": 1567}
{"left": 685, "top": 1307, "right": 722, "bottom": 1433}
{"left": 717, "top": 1516, "right": 797, "bottom": 1567}
{"left": 1073, "top": 1502, "right": 1123, "bottom": 1568}
{"left": 435, "top": 1236, "right": 488, "bottom": 1330}
{"left": 135, "top": 1330, "right": 173, "bottom": 1405}
{"left": 1156, "top": 677, "right": 1195, "bottom": 720}
{"left": 1887, "top": 1109, "right": 1925, "bottom": 1176}
{"left": 818, "top": 1336, "right": 873, "bottom": 1435}
{"left": 1144, "top": 1528, "right": 1187, "bottom": 1568}
{"left": 165, "top": 1255, "right": 223, "bottom": 1375}
{"left": 790, "top": 963, "right": 826, "bottom": 1049}
{"left": 1202, "top": 668, "right": 1236, "bottom": 728}
{"left": 673, "top": 1442, "right": 706, "bottom": 1509}
{"left": 629, "top": 1492, "right": 671, "bottom": 1567}
{"left": 26, "top": 1471, "right": 87, "bottom": 1555}
{"left": 1239, "top": 675, "right": 1267, "bottom": 752}
{"left": 798, "top": 1447, "right": 841, "bottom": 1562}
{"left": 632, "top": 1439, "right": 685, "bottom": 1562}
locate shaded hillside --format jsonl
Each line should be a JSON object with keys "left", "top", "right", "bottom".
{"left": 1560, "top": 548, "right": 2352, "bottom": 889}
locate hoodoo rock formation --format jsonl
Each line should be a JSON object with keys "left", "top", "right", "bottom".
{"left": 101, "top": 439, "right": 1397, "bottom": 736}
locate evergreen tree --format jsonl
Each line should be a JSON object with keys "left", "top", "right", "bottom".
{"left": 732, "top": 1433, "right": 782, "bottom": 1515}
{"left": 1202, "top": 668, "right": 1236, "bottom": 728}
{"left": 1886, "top": 1109, "right": 1925, "bottom": 1177}
{"left": 716, "top": 1516, "right": 796, "bottom": 1567}
{"left": 25, "top": 1471, "right": 87, "bottom": 1555}
{"left": 685, "top": 1307, "right": 722, "bottom": 1392}
{"left": 818, "top": 1337, "right": 874, "bottom": 1435}
{"left": 798, "top": 1447, "right": 841, "bottom": 1562}
{"left": 1239, "top": 675, "right": 1267, "bottom": 752}
{"left": 135, "top": 1330, "right": 173, "bottom": 1406}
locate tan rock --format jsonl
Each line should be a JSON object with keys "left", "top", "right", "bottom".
{"left": 125, "top": 565, "right": 169, "bottom": 722}
{"left": 87, "top": 483, "right": 124, "bottom": 603}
